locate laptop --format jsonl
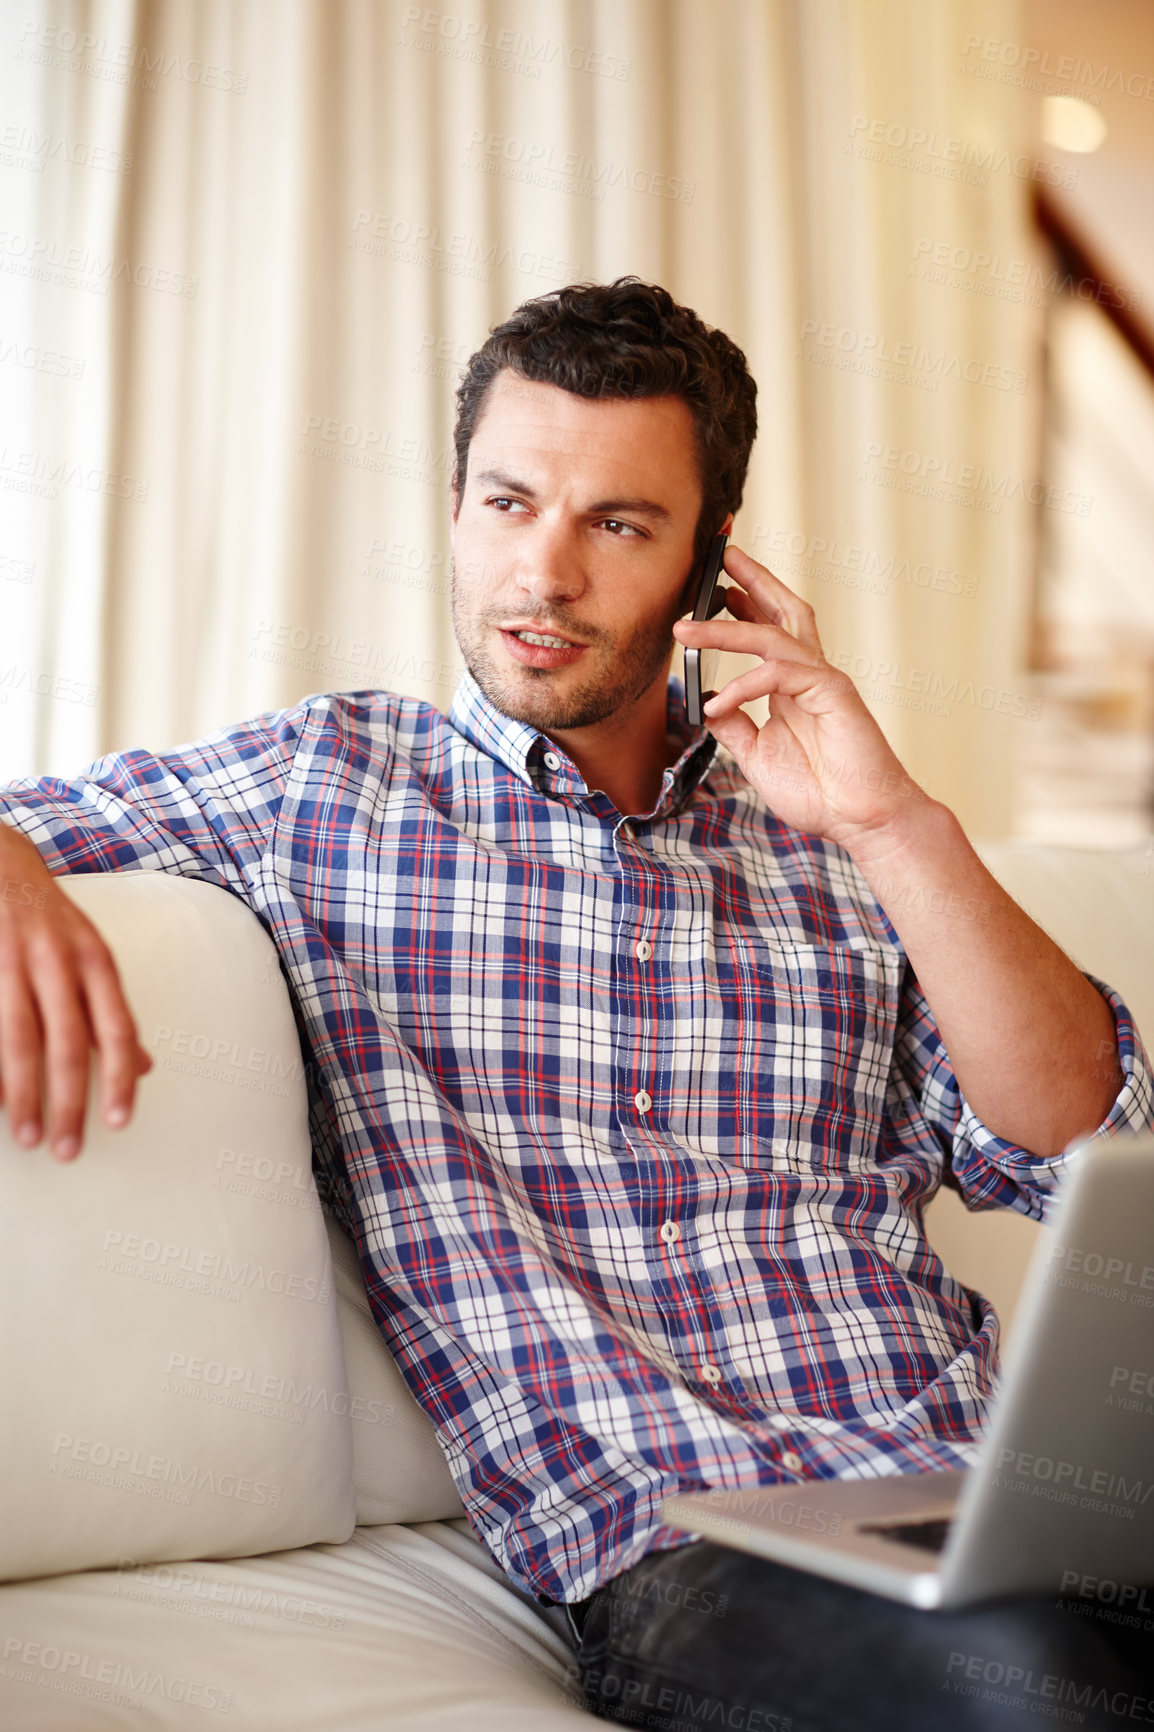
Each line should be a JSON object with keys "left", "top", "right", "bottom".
{"left": 662, "top": 1133, "right": 1154, "bottom": 1607}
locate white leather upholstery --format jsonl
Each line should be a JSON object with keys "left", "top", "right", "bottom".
{"left": 0, "top": 1521, "right": 586, "bottom": 1730}
{"left": 0, "top": 869, "right": 470, "bottom": 1587}
{"left": 325, "top": 1215, "right": 465, "bottom": 1525}
{"left": 0, "top": 872, "right": 357, "bottom": 1582}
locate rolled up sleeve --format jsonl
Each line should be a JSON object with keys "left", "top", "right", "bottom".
{"left": 891, "top": 967, "right": 1154, "bottom": 1221}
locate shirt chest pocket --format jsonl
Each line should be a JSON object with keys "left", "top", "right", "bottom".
{"left": 723, "top": 937, "right": 903, "bottom": 1162}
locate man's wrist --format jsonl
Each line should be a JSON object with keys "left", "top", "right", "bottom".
{"left": 831, "top": 787, "right": 956, "bottom": 878}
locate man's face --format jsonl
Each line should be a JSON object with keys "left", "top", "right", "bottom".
{"left": 450, "top": 371, "right": 703, "bottom": 733}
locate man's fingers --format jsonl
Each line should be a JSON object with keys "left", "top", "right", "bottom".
{"left": 83, "top": 949, "right": 153, "bottom": 1129}
{"left": 676, "top": 615, "right": 826, "bottom": 666}
{"left": 0, "top": 884, "right": 149, "bottom": 1158}
{"left": 27, "top": 941, "right": 96, "bottom": 1160}
{"left": 723, "top": 546, "right": 823, "bottom": 653}
{"left": 718, "top": 584, "right": 758, "bottom": 622}
{"left": 0, "top": 957, "right": 46, "bottom": 1145}
{"left": 702, "top": 703, "right": 761, "bottom": 769}
{"left": 703, "top": 656, "right": 850, "bottom": 719}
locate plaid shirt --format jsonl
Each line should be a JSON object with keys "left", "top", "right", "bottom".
{"left": 3, "top": 670, "right": 1151, "bottom": 1604}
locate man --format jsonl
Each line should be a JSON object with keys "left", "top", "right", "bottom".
{"left": 1, "top": 279, "right": 1150, "bottom": 1728}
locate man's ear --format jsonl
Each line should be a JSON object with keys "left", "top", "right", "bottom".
{"left": 449, "top": 471, "right": 461, "bottom": 551}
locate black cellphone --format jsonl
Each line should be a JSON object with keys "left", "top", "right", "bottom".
{"left": 684, "top": 532, "right": 729, "bottom": 727}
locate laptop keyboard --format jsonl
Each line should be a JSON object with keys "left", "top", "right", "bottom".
{"left": 857, "top": 1518, "right": 953, "bottom": 1553}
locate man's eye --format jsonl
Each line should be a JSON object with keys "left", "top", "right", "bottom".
{"left": 601, "top": 519, "right": 643, "bottom": 536}
{"left": 487, "top": 496, "right": 528, "bottom": 513}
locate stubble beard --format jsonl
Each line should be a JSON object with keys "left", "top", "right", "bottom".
{"left": 451, "top": 564, "right": 684, "bottom": 733}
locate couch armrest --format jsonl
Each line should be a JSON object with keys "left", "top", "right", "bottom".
{"left": 0, "top": 871, "right": 356, "bottom": 1582}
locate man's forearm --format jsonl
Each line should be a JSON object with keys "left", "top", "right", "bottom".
{"left": 845, "top": 798, "right": 1122, "bottom": 1159}
{"left": 675, "top": 550, "right": 1126, "bottom": 1155}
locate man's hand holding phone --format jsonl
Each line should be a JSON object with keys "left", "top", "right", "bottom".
{"left": 0, "top": 824, "right": 152, "bottom": 1160}
{"left": 674, "top": 543, "right": 928, "bottom": 860}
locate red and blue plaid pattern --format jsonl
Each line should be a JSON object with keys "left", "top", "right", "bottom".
{"left": 3, "top": 670, "right": 1150, "bottom": 1602}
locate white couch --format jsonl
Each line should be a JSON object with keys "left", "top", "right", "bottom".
{"left": 0, "top": 843, "right": 1149, "bottom": 1730}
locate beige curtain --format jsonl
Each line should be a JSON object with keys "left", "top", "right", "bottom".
{"left": 2, "top": 0, "right": 1035, "bottom": 835}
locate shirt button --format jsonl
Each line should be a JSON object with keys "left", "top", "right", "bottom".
{"left": 543, "top": 751, "right": 561, "bottom": 771}
{"left": 701, "top": 1364, "right": 722, "bottom": 1385}
{"left": 782, "top": 1450, "right": 804, "bottom": 1473}
{"left": 618, "top": 823, "right": 633, "bottom": 841}
{"left": 635, "top": 938, "right": 653, "bottom": 962}
{"left": 633, "top": 1089, "right": 652, "bottom": 1114}
{"left": 659, "top": 1220, "right": 681, "bottom": 1245}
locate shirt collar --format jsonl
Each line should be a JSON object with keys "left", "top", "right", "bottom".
{"left": 448, "top": 668, "right": 718, "bottom": 816}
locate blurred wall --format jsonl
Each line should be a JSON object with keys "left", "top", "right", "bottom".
{"left": 1, "top": 0, "right": 1057, "bottom": 836}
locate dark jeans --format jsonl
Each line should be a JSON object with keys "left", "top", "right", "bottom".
{"left": 567, "top": 1540, "right": 1154, "bottom": 1731}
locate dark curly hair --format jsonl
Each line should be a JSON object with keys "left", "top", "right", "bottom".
{"left": 452, "top": 278, "right": 757, "bottom": 565}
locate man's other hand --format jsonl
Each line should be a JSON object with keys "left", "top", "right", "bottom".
{"left": 0, "top": 825, "right": 152, "bottom": 1160}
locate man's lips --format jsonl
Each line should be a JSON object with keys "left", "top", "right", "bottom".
{"left": 498, "top": 626, "right": 588, "bottom": 669}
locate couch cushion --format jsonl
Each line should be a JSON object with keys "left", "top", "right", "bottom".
{"left": 0, "top": 872, "right": 356, "bottom": 1583}
{"left": 326, "top": 1214, "right": 465, "bottom": 1524}
{"left": 0, "top": 1522, "right": 589, "bottom": 1730}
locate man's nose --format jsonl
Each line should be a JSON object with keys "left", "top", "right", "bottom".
{"left": 516, "top": 522, "right": 586, "bottom": 604}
